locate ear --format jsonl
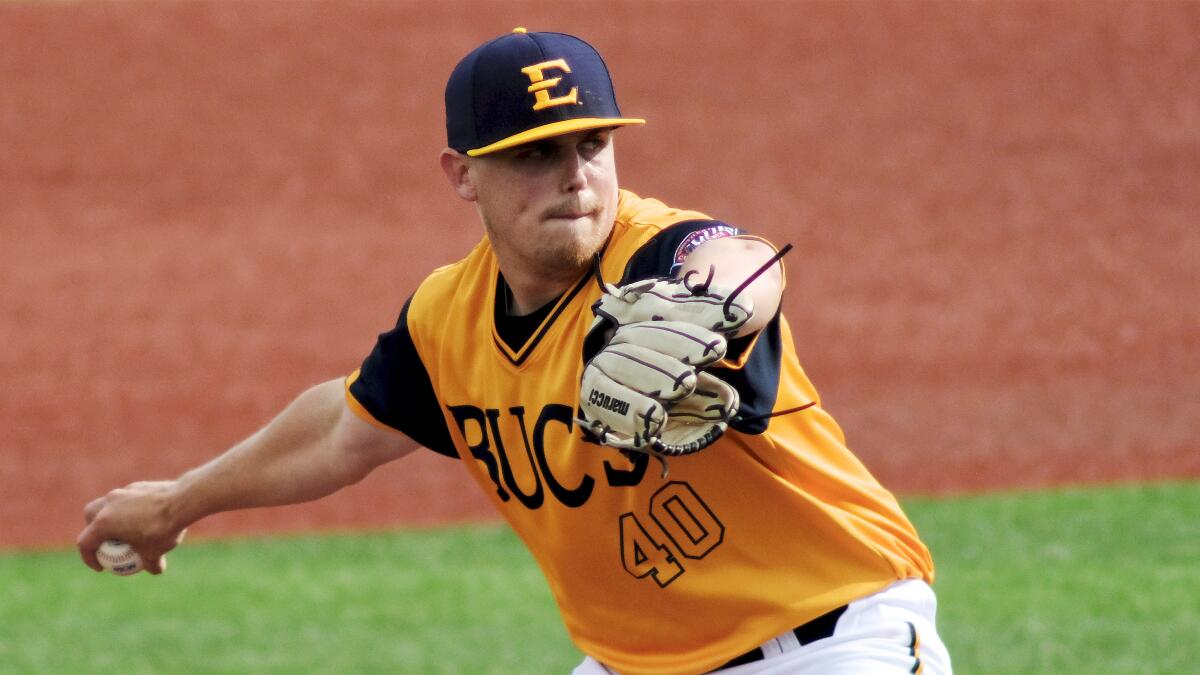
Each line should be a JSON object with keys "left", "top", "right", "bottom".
{"left": 439, "top": 148, "right": 477, "bottom": 202}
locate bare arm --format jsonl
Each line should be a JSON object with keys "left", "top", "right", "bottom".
{"left": 77, "top": 378, "right": 415, "bottom": 573}
{"left": 678, "top": 236, "right": 784, "bottom": 337}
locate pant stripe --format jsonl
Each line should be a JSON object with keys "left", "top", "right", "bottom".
{"left": 907, "top": 621, "right": 923, "bottom": 674}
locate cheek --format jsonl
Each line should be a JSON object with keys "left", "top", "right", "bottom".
{"left": 506, "top": 175, "right": 551, "bottom": 212}
{"left": 479, "top": 178, "right": 536, "bottom": 226}
{"left": 592, "top": 164, "right": 619, "bottom": 211}
{"left": 590, "top": 154, "right": 619, "bottom": 195}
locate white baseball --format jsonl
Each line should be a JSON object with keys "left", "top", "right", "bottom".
{"left": 97, "top": 539, "right": 144, "bottom": 576}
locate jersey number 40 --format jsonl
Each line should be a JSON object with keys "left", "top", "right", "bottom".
{"left": 619, "top": 481, "right": 725, "bottom": 588}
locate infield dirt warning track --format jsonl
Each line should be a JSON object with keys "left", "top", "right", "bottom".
{"left": 2, "top": 1, "right": 1197, "bottom": 549}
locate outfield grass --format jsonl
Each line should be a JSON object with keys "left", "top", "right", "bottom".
{"left": 1, "top": 482, "right": 1196, "bottom": 673}
{"left": 909, "top": 481, "right": 1200, "bottom": 674}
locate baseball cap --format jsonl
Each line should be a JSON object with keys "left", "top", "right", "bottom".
{"left": 445, "top": 27, "right": 645, "bottom": 157}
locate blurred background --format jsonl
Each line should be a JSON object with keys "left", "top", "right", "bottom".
{"left": 1, "top": 0, "right": 1197, "bottom": 550}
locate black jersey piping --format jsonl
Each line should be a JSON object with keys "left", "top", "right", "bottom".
{"left": 492, "top": 271, "right": 594, "bottom": 367}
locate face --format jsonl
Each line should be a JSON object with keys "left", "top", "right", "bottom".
{"left": 448, "top": 128, "right": 619, "bottom": 282}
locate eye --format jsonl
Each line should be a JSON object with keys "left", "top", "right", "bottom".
{"left": 511, "top": 140, "right": 560, "bottom": 163}
{"left": 579, "top": 133, "right": 610, "bottom": 158}
{"left": 513, "top": 147, "right": 547, "bottom": 161}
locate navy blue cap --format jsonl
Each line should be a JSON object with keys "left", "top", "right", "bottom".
{"left": 445, "top": 28, "right": 644, "bottom": 156}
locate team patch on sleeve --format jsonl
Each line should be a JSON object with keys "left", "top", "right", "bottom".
{"left": 618, "top": 220, "right": 745, "bottom": 284}
{"left": 672, "top": 225, "right": 740, "bottom": 269}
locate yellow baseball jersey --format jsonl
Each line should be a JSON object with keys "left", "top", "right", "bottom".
{"left": 347, "top": 189, "right": 933, "bottom": 674}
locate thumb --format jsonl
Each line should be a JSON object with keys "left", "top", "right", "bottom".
{"left": 145, "top": 552, "right": 167, "bottom": 575}
{"left": 143, "top": 528, "right": 187, "bottom": 575}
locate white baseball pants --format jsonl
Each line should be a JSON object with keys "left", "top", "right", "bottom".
{"left": 573, "top": 579, "right": 952, "bottom": 674}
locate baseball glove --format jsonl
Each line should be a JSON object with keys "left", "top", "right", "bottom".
{"left": 578, "top": 269, "right": 752, "bottom": 474}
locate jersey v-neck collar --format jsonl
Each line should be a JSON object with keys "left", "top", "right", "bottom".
{"left": 490, "top": 271, "right": 593, "bottom": 367}
{"left": 493, "top": 274, "right": 560, "bottom": 350}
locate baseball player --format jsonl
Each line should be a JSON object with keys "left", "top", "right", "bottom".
{"left": 78, "top": 28, "right": 953, "bottom": 674}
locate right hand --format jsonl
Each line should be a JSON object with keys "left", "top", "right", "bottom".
{"left": 77, "top": 481, "right": 188, "bottom": 574}
{"left": 579, "top": 320, "right": 730, "bottom": 449}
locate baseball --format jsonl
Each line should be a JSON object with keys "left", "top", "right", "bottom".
{"left": 97, "top": 539, "right": 144, "bottom": 576}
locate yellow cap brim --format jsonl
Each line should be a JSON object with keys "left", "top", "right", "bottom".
{"left": 466, "top": 117, "right": 646, "bottom": 157}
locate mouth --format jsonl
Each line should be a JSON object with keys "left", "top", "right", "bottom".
{"left": 545, "top": 203, "right": 599, "bottom": 221}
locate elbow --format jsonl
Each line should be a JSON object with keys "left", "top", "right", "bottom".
{"left": 331, "top": 398, "right": 416, "bottom": 482}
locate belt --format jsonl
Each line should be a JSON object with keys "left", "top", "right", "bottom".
{"left": 711, "top": 604, "right": 848, "bottom": 671}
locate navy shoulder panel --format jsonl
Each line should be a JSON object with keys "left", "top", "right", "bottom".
{"left": 618, "top": 220, "right": 743, "bottom": 284}
{"left": 349, "top": 298, "right": 458, "bottom": 458}
{"left": 711, "top": 314, "right": 783, "bottom": 435}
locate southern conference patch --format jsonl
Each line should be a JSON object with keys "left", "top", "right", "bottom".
{"left": 672, "top": 224, "right": 740, "bottom": 271}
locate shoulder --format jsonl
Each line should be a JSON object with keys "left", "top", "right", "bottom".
{"left": 613, "top": 189, "right": 714, "bottom": 232}
{"left": 409, "top": 237, "right": 495, "bottom": 319}
{"left": 610, "top": 190, "right": 746, "bottom": 282}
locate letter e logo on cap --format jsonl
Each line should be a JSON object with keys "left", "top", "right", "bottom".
{"left": 521, "top": 59, "right": 579, "bottom": 111}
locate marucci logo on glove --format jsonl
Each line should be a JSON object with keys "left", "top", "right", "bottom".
{"left": 588, "top": 389, "right": 630, "bottom": 416}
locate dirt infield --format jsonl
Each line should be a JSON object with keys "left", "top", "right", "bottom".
{"left": 2, "top": 1, "right": 1197, "bottom": 550}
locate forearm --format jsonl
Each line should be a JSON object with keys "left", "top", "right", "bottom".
{"left": 680, "top": 236, "right": 784, "bottom": 337}
{"left": 78, "top": 377, "right": 413, "bottom": 572}
{"left": 166, "top": 379, "right": 376, "bottom": 529}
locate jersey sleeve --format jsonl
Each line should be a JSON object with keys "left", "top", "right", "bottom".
{"left": 616, "top": 220, "right": 743, "bottom": 283}
{"left": 347, "top": 297, "right": 458, "bottom": 458}
{"left": 620, "top": 220, "right": 783, "bottom": 436}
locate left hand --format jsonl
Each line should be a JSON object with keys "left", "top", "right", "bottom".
{"left": 590, "top": 276, "right": 753, "bottom": 337}
{"left": 578, "top": 276, "right": 751, "bottom": 460}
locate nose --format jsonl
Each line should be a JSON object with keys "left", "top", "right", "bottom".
{"left": 560, "top": 152, "right": 587, "bottom": 193}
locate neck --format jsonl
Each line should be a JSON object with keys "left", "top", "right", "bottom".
{"left": 499, "top": 262, "right": 580, "bottom": 316}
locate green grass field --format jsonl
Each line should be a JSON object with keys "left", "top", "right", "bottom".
{"left": 2, "top": 482, "right": 1196, "bottom": 674}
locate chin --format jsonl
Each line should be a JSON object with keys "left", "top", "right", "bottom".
{"left": 540, "top": 241, "right": 596, "bottom": 276}
{"left": 540, "top": 225, "right": 608, "bottom": 276}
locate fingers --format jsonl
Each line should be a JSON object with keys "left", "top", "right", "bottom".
{"left": 610, "top": 321, "right": 728, "bottom": 367}
{"left": 591, "top": 344, "right": 697, "bottom": 402}
{"left": 83, "top": 495, "right": 107, "bottom": 524}
{"left": 612, "top": 279, "right": 753, "bottom": 334}
{"left": 580, "top": 364, "right": 666, "bottom": 448}
{"left": 77, "top": 480, "right": 183, "bottom": 575}
{"left": 75, "top": 524, "right": 105, "bottom": 572}
{"left": 142, "top": 532, "right": 185, "bottom": 575}
{"left": 78, "top": 524, "right": 173, "bottom": 575}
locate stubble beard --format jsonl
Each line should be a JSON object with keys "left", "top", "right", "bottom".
{"left": 485, "top": 207, "right": 613, "bottom": 284}
{"left": 539, "top": 189, "right": 618, "bottom": 279}
{"left": 538, "top": 216, "right": 610, "bottom": 279}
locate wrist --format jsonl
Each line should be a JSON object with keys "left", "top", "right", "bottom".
{"left": 161, "top": 477, "right": 203, "bottom": 533}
